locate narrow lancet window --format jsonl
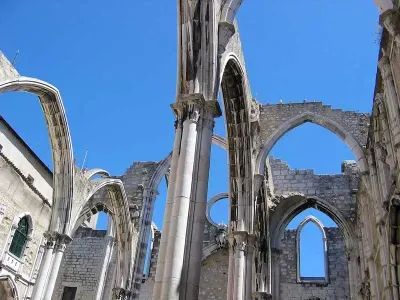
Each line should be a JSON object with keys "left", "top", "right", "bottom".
{"left": 296, "top": 216, "right": 328, "bottom": 283}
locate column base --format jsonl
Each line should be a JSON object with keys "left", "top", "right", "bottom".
{"left": 252, "top": 292, "right": 272, "bottom": 300}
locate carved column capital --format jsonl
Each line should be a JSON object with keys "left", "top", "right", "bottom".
{"left": 172, "top": 93, "right": 205, "bottom": 123}
{"left": 47, "top": 233, "right": 73, "bottom": 253}
{"left": 378, "top": 56, "right": 392, "bottom": 80}
{"left": 229, "top": 231, "right": 256, "bottom": 253}
{"left": 203, "top": 100, "right": 222, "bottom": 129}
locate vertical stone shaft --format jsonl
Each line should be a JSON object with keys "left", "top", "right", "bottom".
{"left": 230, "top": 231, "right": 249, "bottom": 300}
{"left": 227, "top": 242, "right": 235, "bottom": 300}
{"left": 132, "top": 189, "right": 158, "bottom": 299}
{"left": 181, "top": 105, "right": 218, "bottom": 299}
{"left": 161, "top": 97, "right": 202, "bottom": 300}
{"left": 245, "top": 236, "right": 255, "bottom": 300}
{"left": 42, "top": 236, "right": 70, "bottom": 300}
{"left": 234, "top": 237, "right": 246, "bottom": 299}
{"left": 31, "top": 238, "right": 55, "bottom": 300}
{"left": 95, "top": 221, "right": 115, "bottom": 300}
{"left": 152, "top": 119, "right": 183, "bottom": 300}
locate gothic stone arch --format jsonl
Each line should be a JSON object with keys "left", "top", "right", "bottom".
{"left": 256, "top": 104, "right": 370, "bottom": 175}
{"left": 270, "top": 194, "right": 356, "bottom": 299}
{"left": 221, "top": 57, "right": 254, "bottom": 232}
{"left": 71, "top": 177, "right": 133, "bottom": 293}
{"left": 0, "top": 77, "right": 74, "bottom": 235}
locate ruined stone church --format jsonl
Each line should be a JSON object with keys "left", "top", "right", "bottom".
{"left": 0, "top": 1, "right": 399, "bottom": 300}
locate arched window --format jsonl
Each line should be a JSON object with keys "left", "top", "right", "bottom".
{"left": 9, "top": 217, "right": 29, "bottom": 258}
{"left": 296, "top": 216, "right": 328, "bottom": 283}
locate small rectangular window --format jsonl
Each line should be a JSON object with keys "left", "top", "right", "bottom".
{"left": 61, "top": 287, "right": 77, "bottom": 300}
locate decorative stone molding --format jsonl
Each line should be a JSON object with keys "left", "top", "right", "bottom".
{"left": 171, "top": 93, "right": 205, "bottom": 123}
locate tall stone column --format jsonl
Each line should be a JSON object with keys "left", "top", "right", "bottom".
{"left": 271, "top": 248, "right": 282, "bottom": 300}
{"left": 96, "top": 221, "right": 115, "bottom": 300}
{"left": 227, "top": 239, "right": 235, "bottom": 300}
{"left": 42, "top": 234, "right": 71, "bottom": 300}
{"left": 229, "top": 231, "right": 250, "bottom": 300}
{"left": 378, "top": 56, "right": 400, "bottom": 149}
{"left": 160, "top": 94, "right": 204, "bottom": 300}
{"left": 132, "top": 188, "right": 158, "bottom": 299}
{"left": 152, "top": 111, "right": 183, "bottom": 300}
{"left": 180, "top": 100, "right": 221, "bottom": 299}
{"left": 245, "top": 235, "right": 255, "bottom": 300}
{"left": 31, "top": 236, "right": 55, "bottom": 300}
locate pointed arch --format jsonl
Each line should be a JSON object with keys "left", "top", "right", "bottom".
{"left": 0, "top": 77, "right": 74, "bottom": 234}
{"left": 70, "top": 177, "right": 133, "bottom": 292}
{"left": 256, "top": 111, "right": 368, "bottom": 175}
{"left": 220, "top": 57, "right": 253, "bottom": 232}
{"left": 296, "top": 215, "right": 328, "bottom": 283}
{"left": 270, "top": 195, "right": 354, "bottom": 251}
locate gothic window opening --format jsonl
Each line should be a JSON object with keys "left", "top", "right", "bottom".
{"left": 9, "top": 216, "right": 29, "bottom": 258}
{"left": 296, "top": 216, "right": 328, "bottom": 283}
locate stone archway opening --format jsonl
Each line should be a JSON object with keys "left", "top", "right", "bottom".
{"left": 270, "top": 194, "right": 357, "bottom": 299}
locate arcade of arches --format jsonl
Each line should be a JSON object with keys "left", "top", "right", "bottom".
{"left": 1, "top": 1, "right": 400, "bottom": 300}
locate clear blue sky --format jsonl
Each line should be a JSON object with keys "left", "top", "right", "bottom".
{"left": 1, "top": 1, "right": 379, "bottom": 276}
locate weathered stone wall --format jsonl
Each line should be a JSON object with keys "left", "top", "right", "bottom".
{"left": 269, "top": 157, "right": 358, "bottom": 221}
{"left": 280, "top": 228, "right": 350, "bottom": 299}
{"left": 52, "top": 227, "right": 114, "bottom": 300}
{"left": 198, "top": 248, "right": 229, "bottom": 300}
{"left": 0, "top": 152, "right": 51, "bottom": 298}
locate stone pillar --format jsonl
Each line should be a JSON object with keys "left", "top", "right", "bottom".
{"left": 160, "top": 95, "right": 204, "bottom": 300}
{"left": 229, "top": 231, "right": 250, "bottom": 300}
{"left": 31, "top": 236, "right": 55, "bottom": 300}
{"left": 96, "top": 221, "right": 115, "bottom": 300}
{"left": 42, "top": 234, "right": 71, "bottom": 300}
{"left": 180, "top": 100, "right": 221, "bottom": 299}
{"left": 152, "top": 109, "right": 183, "bottom": 300}
{"left": 245, "top": 235, "right": 255, "bottom": 300}
{"left": 271, "top": 248, "right": 282, "bottom": 300}
{"left": 227, "top": 240, "right": 235, "bottom": 300}
{"left": 378, "top": 56, "right": 400, "bottom": 149}
{"left": 132, "top": 188, "right": 158, "bottom": 299}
